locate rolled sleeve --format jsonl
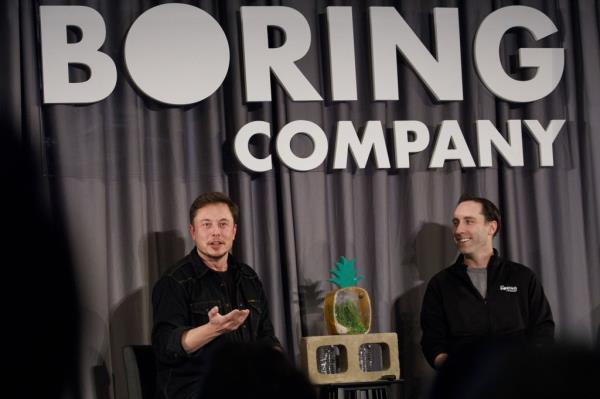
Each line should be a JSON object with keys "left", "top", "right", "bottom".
{"left": 152, "top": 276, "right": 192, "bottom": 364}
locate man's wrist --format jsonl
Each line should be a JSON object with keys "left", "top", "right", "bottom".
{"left": 200, "top": 321, "right": 221, "bottom": 338}
{"left": 181, "top": 322, "right": 221, "bottom": 353}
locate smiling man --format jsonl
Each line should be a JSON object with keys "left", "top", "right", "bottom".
{"left": 420, "top": 194, "right": 554, "bottom": 369}
{"left": 152, "top": 192, "right": 280, "bottom": 399}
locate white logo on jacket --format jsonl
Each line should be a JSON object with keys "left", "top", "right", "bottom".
{"left": 499, "top": 285, "right": 518, "bottom": 293}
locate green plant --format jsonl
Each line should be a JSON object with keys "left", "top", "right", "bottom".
{"left": 335, "top": 300, "right": 367, "bottom": 333}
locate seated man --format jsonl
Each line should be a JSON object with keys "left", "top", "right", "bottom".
{"left": 152, "top": 192, "right": 280, "bottom": 399}
{"left": 420, "top": 194, "right": 554, "bottom": 369}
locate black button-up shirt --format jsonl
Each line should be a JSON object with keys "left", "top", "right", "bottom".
{"left": 152, "top": 249, "right": 280, "bottom": 399}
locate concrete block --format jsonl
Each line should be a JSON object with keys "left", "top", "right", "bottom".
{"left": 300, "top": 333, "right": 400, "bottom": 384}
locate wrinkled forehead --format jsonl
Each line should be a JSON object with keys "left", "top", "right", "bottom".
{"left": 453, "top": 200, "right": 484, "bottom": 219}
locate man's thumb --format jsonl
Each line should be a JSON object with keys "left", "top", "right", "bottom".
{"left": 208, "top": 306, "right": 219, "bottom": 318}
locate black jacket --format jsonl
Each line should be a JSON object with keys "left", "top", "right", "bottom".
{"left": 420, "top": 250, "right": 554, "bottom": 368}
{"left": 152, "top": 249, "right": 280, "bottom": 399}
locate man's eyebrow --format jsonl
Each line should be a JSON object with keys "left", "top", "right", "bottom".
{"left": 452, "top": 216, "right": 476, "bottom": 221}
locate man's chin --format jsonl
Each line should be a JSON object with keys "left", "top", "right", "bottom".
{"left": 206, "top": 252, "right": 227, "bottom": 260}
{"left": 198, "top": 248, "right": 228, "bottom": 261}
{"left": 456, "top": 246, "right": 471, "bottom": 255}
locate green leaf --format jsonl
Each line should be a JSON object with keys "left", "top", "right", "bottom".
{"left": 328, "top": 256, "right": 364, "bottom": 289}
{"left": 335, "top": 300, "right": 367, "bottom": 333}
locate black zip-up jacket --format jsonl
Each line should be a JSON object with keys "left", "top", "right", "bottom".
{"left": 152, "top": 249, "right": 280, "bottom": 399}
{"left": 420, "top": 250, "right": 554, "bottom": 368}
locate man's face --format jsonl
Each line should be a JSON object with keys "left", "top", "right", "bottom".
{"left": 190, "top": 203, "right": 237, "bottom": 263}
{"left": 452, "top": 201, "right": 496, "bottom": 258}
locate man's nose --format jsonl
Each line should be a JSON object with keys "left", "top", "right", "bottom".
{"left": 454, "top": 222, "right": 465, "bottom": 234}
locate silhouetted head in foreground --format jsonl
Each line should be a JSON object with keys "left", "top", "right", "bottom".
{"left": 2, "top": 126, "right": 80, "bottom": 397}
{"left": 200, "top": 342, "right": 316, "bottom": 399}
{"left": 430, "top": 341, "right": 600, "bottom": 399}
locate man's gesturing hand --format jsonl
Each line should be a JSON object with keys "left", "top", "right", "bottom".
{"left": 207, "top": 306, "right": 250, "bottom": 333}
{"left": 181, "top": 306, "right": 251, "bottom": 353}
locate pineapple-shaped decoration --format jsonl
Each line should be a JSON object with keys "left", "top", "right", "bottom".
{"left": 323, "top": 257, "right": 372, "bottom": 334}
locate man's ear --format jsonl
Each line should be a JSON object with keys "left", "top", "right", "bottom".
{"left": 488, "top": 221, "right": 498, "bottom": 236}
{"left": 189, "top": 224, "right": 195, "bottom": 238}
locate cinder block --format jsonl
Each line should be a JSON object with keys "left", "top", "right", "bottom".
{"left": 300, "top": 333, "right": 400, "bottom": 384}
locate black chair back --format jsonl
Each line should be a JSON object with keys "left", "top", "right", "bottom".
{"left": 123, "top": 345, "right": 156, "bottom": 399}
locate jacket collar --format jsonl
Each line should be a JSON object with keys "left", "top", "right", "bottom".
{"left": 189, "top": 248, "right": 241, "bottom": 279}
{"left": 451, "top": 248, "right": 501, "bottom": 272}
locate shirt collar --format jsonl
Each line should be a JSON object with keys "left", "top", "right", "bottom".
{"left": 189, "top": 248, "right": 240, "bottom": 279}
{"left": 455, "top": 248, "right": 500, "bottom": 270}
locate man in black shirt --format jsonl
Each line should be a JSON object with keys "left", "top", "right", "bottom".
{"left": 420, "top": 195, "right": 554, "bottom": 369}
{"left": 152, "top": 192, "right": 280, "bottom": 399}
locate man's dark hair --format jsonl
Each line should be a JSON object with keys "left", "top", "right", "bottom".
{"left": 189, "top": 192, "right": 239, "bottom": 224}
{"left": 458, "top": 194, "right": 501, "bottom": 237}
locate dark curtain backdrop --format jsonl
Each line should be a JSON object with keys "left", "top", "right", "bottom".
{"left": 2, "top": 0, "right": 600, "bottom": 398}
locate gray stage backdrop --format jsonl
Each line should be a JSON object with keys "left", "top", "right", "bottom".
{"left": 3, "top": 0, "right": 600, "bottom": 398}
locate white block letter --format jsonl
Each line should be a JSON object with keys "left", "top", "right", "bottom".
{"left": 241, "top": 7, "right": 322, "bottom": 102}
{"left": 369, "top": 7, "right": 462, "bottom": 101}
{"left": 474, "top": 6, "right": 564, "bottom": 102}
{"left": 125, "top": 4, "right": 229, "bottom": 105}
{"left": 327, "top": 7, "right": 357, "bottom": 101}
{"left": 477, "top": 120, "right": 524, "bottom": 167}
{"left": 524, "top": 119, "right": 565, "bottom": 167}
{"left": 276, "top": 121, "right": 328, "bottom": 171}
{"left": 333, "top": 121, "right": 390, "bottom": 169}
{"left": 234, "top": 121, "right": 273, "bottom": 172}
{"left": 393, "top": 121, "right": 430, "bottom": 168}
{"left": 429, "top": 120, "right": 476, "bottom": 168}
{"left": 40, "top": 6, "right": 116, "bottom": 103}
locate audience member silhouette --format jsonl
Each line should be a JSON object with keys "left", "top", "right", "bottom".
{"left": 3, "top": 128, "right": 80, "bottom": 398}
{"left": 429, "top": 340, "right": 600, "bottom": 399}
{"left": 200, "top": 342, "right": 317, "bottom": 399}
